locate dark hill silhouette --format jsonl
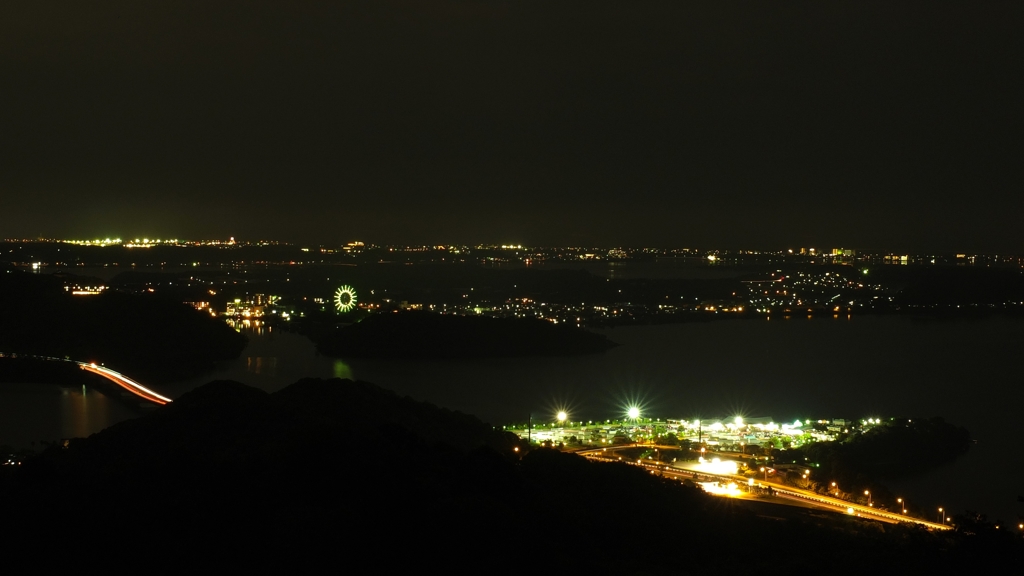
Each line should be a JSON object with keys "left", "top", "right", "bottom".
{"left": 0, "top": 268, "right": 246, "bottom": 381}
{"left": 868, "top": 266, "right": 1024, "bottom": 309}
{"left": 789, "top": 417, "right": 972, "bottom": 487}
{"left": 314, "top": 310, "right": 616, "bottom": 358}
{"left": 3, "top": 377, "right": 1019, "bottom": 570}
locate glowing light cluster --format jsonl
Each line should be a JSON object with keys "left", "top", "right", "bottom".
{"left": 334, "top": 285, "right": 358, "bottom": 312}
{"left": 63, "top": 238, "right": 123, "bottom": 246}
{"left": 700, "top": 481, "right": 741, "bottom": 497}
{"left": 694, "top": 457, "right": 739, "bottom": 475}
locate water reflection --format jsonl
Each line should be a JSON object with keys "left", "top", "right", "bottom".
{"left": 5, "top": 314, "right": 1020, "bottom": 522}
{"left": 160, "top": 328, "right": 340, "bottom": 398}
{"left": 607, "top": 262, "right": 625, "bottom": 280}
{"left": 246, "top": 355, "right": 278, "bottom": 376}
{"left": 333, "top": 360, "right": 354, "bottom": 380}
{"left": 226, "top": 318, "right": 272, "bottom": 336}
{"left": 0, "top": 383, "right": 138, "bottom": 450}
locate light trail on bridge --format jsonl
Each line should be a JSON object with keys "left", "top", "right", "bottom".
{"left": 77, "top": 362, "right": 172, "bottom": 405}
{"left": 0, "top": 352, "right": 173, "bottom": 406}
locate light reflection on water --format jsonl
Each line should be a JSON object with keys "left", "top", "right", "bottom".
{"left": 175, "top": 316, "right": 1024, "bottom": 524}
{"left": 333, "top": 360, "right": 354, "bottom": 380}
{"left": 0, "top": 382, "right": 138, "bottom": 450}
{"left": 245, "top": 356, "right": 278, "bottom": 376}
{"left": 226, "top": 318, "right": 272, "bottom": 336}
{"left": 2, "top": 315, "right": 1022, "bottom": 523}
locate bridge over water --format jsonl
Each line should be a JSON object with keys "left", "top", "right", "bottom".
{"left": 0, "top": 353, "right": 172, "bottom": 405}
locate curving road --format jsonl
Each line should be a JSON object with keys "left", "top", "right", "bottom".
{"left": 1, "top": 352, "right": 172, "bottom": 405}
{"left": 576, "top": 445, "right": 951, "bottom": 531}
{"left": 77, "top": 362, "right": 172, "bottom": 405}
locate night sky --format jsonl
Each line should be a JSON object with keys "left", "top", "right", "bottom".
{"left": 2, "top": 1, "right": 1022, "bottom": 251}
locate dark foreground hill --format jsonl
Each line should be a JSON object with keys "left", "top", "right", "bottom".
{"left": 315, "top": 310, "right": 616, "bottom": 358}
{"left": 2, "top": 378, "right": 1019, "bottom": 571}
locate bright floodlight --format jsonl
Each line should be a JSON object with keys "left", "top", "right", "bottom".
{"left": 627, "top": 406, "right": 641, "bottom": 420}
{"left": 556, "top": 411, "right": 567, "bottom": 422}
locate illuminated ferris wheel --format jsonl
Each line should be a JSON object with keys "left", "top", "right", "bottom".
{"left": 334, "top": 285, "right": 357, "bottom": 313}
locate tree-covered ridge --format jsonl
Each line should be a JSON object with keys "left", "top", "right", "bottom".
{"left": 766, "top": 417, "right": 974, "bottom": 513}
{"left": 793, "top": 417, "right": 971, "bottom": 483}
{"left": 0, "top": 269, "right": 246, "bottom": 380}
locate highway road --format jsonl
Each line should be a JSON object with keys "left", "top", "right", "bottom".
{"left": 78, "top": 362, "right": 172, "bottom": 405}
{"left": 0, "top": 352, "right": 172, "bottom": 405}
{"left": 577, "top": 445, "right": 951, "bottom": 531}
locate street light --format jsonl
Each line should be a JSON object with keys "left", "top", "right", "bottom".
{"left": 831, "top": 481, "right": 838, "bottom": 497}
{"left": 760, "top": 467, "right": 768, "bottom": 482}
{"left": 897, "top": 497, "right": 906, "bottom": 515}
{"left": 939, "top": 507, "right": 945, "bottom": 524}
{"left": 864, "top": 490, "right": 872, "bottom": 507}
{"left": 556, "top": 411, "right": 567, "bottom": 425}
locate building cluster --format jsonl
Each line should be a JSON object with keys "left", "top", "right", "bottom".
{"left": 62, "top": 283, "right": 106, "bottom": 296}
{"left": 48, "top": 236, "right": 287, "bottom": 248}
{"left": 6, "top": 237, "right": 1023, "bottom": 270}
{"left": 431, "top": 298, "right": 658, "bottom": 327}
{"left": 742, "top": 270, "right": 889, "bottom": 314}
{"left": 510, "top": 416, "right": 882, "bottom": 453}
{"left": 6, "top": 238, "right": 1024, "bottom": 333}
{"left": 223, "top": 293, "right": 280, "bottom": 318}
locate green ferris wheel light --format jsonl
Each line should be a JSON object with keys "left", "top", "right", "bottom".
{"left": 334, "top": 285, "right": 357, "bottom": 312}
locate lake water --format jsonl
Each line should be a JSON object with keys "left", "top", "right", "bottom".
{"left": 0, "top": 382, "right": 139, "bottom": 450}
{"left": 2, "top": 314, "right": 1022, "bottom": 523}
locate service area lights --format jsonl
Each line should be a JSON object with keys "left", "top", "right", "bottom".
{"left": 694, "top": 457, "right": 739, "bottom": 476}
{"left": 700, "top": 481, "right": 741, "bottom": 497}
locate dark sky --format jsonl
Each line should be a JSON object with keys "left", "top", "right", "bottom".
{"left": 2, "top": 1, "right": 1022, "bottom": 251}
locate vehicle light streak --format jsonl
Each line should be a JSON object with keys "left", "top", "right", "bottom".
{"left": 78, "top": 362, "right": 172, "bottom": 405}
{"left": 700, "top": 481, "right": 741, "bottom": 497}
{"left": 577, "top": 446, "right": 952, "bottom": 531}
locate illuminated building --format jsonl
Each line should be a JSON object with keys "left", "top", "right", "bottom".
{"left": 224, "top": 294, "right": 279, "bottom": 318}
{"left": 64, "top": 284, "right": 106, "bottom": 296}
